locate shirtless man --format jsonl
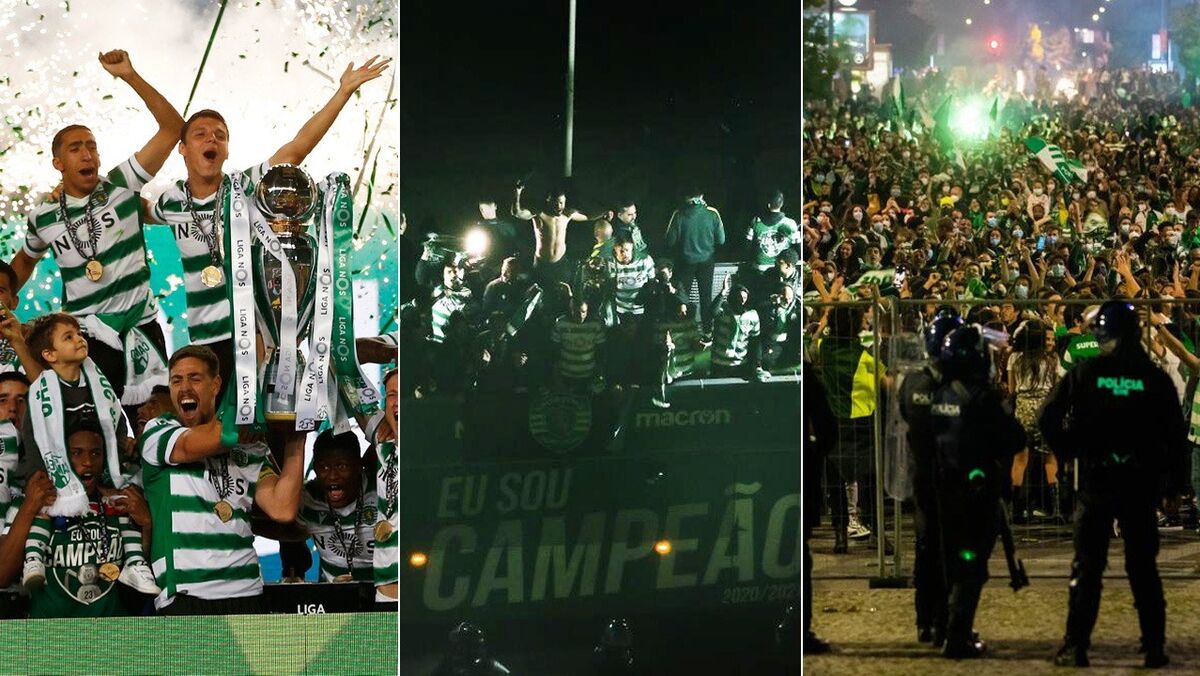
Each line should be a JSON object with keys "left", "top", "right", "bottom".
{"left": 512, "top": 184, "right": 609, "bottom": 286}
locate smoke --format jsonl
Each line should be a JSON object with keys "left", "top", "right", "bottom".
{"left": 0, "top": 0, "right": 397, "bottom": 225}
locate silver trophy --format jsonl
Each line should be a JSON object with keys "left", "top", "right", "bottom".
{"left": 254, "top": 164, "right": 319, "bottom": 421}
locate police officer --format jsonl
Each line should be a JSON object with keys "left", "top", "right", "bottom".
{"left": 931, "top": 325, "right": 1026, "bottom": 659}
{"left": 1039, "top": 300, "right": 1186, "bottom": 669}
{"left": 803, "top": 350, "right": 837, "bottom": 655}
{"left": 898, "top": 307, "right": 962, "bottom": 647}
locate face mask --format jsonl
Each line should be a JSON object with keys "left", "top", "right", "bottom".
{"left": 1007, "top": 267, "right": 1020, "bottom": 281}
{"left": 1012, "top": 228, "right": 1024, "bottom": 239}
{"left": 820, "top": 206, "right": 832, "bottom": 213}
{"left": 987, "top": 217, "right": 999, "bottom": 227}
{"left": 990, "top": 237, "right": 1001, "bottom": 246}
{"left": 1046, "top": 235, "right": 1057, "bottom": 246}
{"left": 824, "top": 272, "right": 834, "bottom": 284}
{"left": 1120, "top": 223, "right": 1131, "bottom": 233}
{"left": 1170, "top": 234, "right": 1181, "bottom": 245}
{"left": 814, "top": 173, "right": 825, "bottom": 183}
{"left": 853, "top": 210, "right": 863, "bottom": 221}
{"left": 873, "top": 221, "right": 885, "bottom": 233}
{"left": 1050, "top": 264, "right": 1066, "bottom": 277}
{"left": 1087, "top": 191, "right": 1097, "bottom": 199}
{"left": 1119, "top": 170, "right": 1128, "bottom": 177}
{"left": 1074, "top": 192, "right": 1082, "bottom": 201}
{"left": 891, "top": 188, "right": 902, "bottom": 197}
{"left": 1034, "top": 188, "right": 1045, "bottom": 196}
{"left": 1015, "top": 284, "right": 1029, "bottom": 298}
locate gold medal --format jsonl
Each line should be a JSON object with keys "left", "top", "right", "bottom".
{"left": 85, "top": 259, "right": 104, "bottom": 282}
{"left": 214, "top": 500, "right": 234, "bottom": 523}
{"left": 333, "top": 573, "right": 354, "bottom": 583}
{"left": 201, "top": 265, "right": 223, "bottom": 288}
{"left": 374, "top": 520, "right": 394, "bottom": 541}
{"left": 99, "top": 562, "right": 120, "bottom": 582}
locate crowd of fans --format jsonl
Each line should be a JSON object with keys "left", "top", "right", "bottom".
{"left": 805, "top": 66, "right": 1200, "bottom": 546}
{"left": 397, "top": 184, "right": 803, "bottom": 408}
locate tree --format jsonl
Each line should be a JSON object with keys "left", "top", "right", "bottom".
{"left": 1173, "top": 4, "right": 1200, "bottom": 90}
{"left": 804, "top": 0, "right": 844, "bottom": 101}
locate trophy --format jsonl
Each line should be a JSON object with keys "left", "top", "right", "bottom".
{"left": 253, "top": 164, "right": 319, "bottom": 421}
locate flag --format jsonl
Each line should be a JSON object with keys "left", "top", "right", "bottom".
{"left": 932, "top": 96, "right": 954, "bottom": 152}
{"left": 988, "top": 96, "right": 1001, "bottom": 136}
{"left": 1025, "top": 136, "right": 1087, "bottom": 184}
{"left": 892, "top": 77, "right": 906, "bottom": 122}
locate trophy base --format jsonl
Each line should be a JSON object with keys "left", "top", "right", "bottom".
{"left": 260, "top": 348, "right": 307, "bottom": 423}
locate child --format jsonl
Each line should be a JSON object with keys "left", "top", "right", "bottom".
{"left": 19, "top": 314, "right": 157, "bottom": 595}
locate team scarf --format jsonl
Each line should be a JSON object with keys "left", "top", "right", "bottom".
{"left": 30, "top": 359, "right": 125, "bottom": 517}
{"left": 120, "top": 326, "right": 169, "bottom": 407}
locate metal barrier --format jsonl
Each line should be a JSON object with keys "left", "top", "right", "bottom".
{"left": 808, "top": 296, "right": 1200, "bottom": 581}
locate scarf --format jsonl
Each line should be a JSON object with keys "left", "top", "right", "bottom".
{"left": 30, "top": 359, "right": 125, "bottom": 517}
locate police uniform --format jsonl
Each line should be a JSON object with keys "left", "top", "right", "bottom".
{"left": 898, "top": 363, "right": 947, "bottom": 643}
{"left": 1039, "top": 321, "right": 1186, "bottom": 667}
{"left": 930, "top": 335, "right": 1025, "bottom": 657}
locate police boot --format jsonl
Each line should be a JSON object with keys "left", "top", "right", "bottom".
{"left": 1144, "top": 647, "right": 1169, "bottom": 669}
{"left": 1053, "top": 641, "right": 1089, "bottom": 667}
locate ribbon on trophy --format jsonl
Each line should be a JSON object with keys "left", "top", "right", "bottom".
{"left": 296, "top": 174, "right": 380, "bottom": 433}
{"left": 220, "top": 173, "right": 262, "bottom": 444}
{"left": 245, "top": 184, "right": 300, "bottom": 403}
{"left": 295, "top": 178, "right": 338, "bottom": 431}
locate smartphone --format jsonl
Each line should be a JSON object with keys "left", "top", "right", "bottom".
{"left": 1036, "top": 236, "right": 1046, "bottom": 251}
{"left": 894, "top": 267, "right": 907, "bottom": 287}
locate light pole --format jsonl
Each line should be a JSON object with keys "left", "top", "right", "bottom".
{"left": 565, "top": 0, "right": 577, "bottom": 177}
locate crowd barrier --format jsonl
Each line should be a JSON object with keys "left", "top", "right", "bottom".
{"left": 807, "top": 296, "right": 1200, "bottom": 582}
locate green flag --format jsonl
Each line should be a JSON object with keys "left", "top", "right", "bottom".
{"left": 1025, "top": 136, "right": 1087, "bottom": 185}
{"left": 932, "top": 96, "right": 954, "bottom": 151}
{"left": 892, "top": 77, "right": 906, "bottom": 122}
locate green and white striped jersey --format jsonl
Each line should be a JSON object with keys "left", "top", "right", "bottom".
{"left": 746, "top": 214, "right": 801, "bottom": 270}
{"left": 23, "top": 156, "right": 158, "bottom": 325}
{"left": 712, "top": 300, "right": 761, "bottom": 367}
{"left": 151, "top": 162, "right": 271, "bottom": 345}
{"left": 552, "top": 317, "right": 606, "bottom": 380}
{"left": 653, "top": 319, "right": 702, "bottom": 379}
{"left": 296, "top": 480, "right": 378, "bottom": 582}
{"left": 606, "top": 255, "right": 655, "bottom": 315}
{"left": 430, "top": 286, "right": 472, "bottom": 344}
{"left": 139, "top": 413, "right": 273, "bottom": 609}
{"left": 374, "top": 440, "right": 396, "bottom": 588}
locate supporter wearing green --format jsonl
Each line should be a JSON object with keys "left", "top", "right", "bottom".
{"left": 552, "top": 298, "right": 606, "bottom": 385}
{"left": 146, "top": 56, "right": 391, "bottom": 369}
{"left": 374, "top": 369, "right": 398, "bottom": 606}
{"left": 710, "top": 276, "right": 764, "bottom": 379}
{"left": 653, "top": 304, "right": 703, "bottom": 381}
{"left": 746, "top": 190, "right": 801, "bottom": 271}
{"left": 11, "top": 50, "right": 184, "bottom": 402}
{"left": 430, "top": 261, "right": 474, "bottom": 344}
{"left": 139, "top": 346, "right": 305, "bottom": 615}
{"left": 292, "top": 431, "right": 378, "bottom": 582}
{"left": 19, "top": 422, "right": 155, "bottom": 618}
{"left": 1058, "top": 305, "right": 1102, "bottom": 373}
{"left": 605, "top": 233, "right": 656, "bottom": 316}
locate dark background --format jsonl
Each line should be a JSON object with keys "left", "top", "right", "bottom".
{"left": 401, "top": 0, "right": 800, "bottom": 260}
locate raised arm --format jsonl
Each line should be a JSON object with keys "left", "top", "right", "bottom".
{"left": 98, "top": 50, "right": 183, "bottom": 176}
{"left": 254, "top": 426, "right": 306, "bottom": 522}
{"left": 270, "top": 56, "right": 391, "bottom": 166}
{"left": 511, "top": 184, "right": 535, "bottom": 221}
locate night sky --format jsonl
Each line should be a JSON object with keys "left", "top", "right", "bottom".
{"left": 401, "top": 0, "right": 800, "bottom": 257}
